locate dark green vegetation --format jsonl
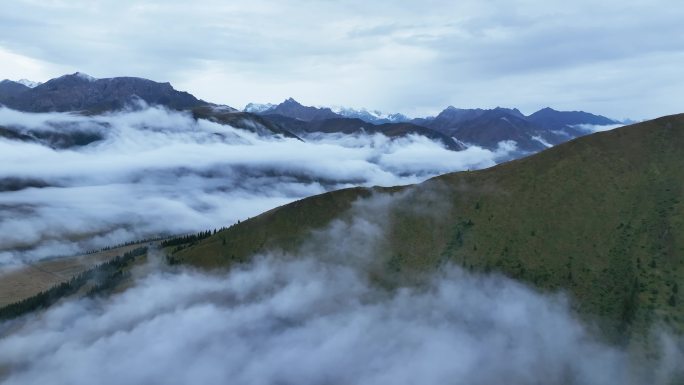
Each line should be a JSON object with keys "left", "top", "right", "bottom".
{"left": 172, "top": 114, "right": 684, "bottom": 342}
{"left": 161, "top": 230, "right": 214, "bottom": 249}
{"left": 161, "top": 229, "right": 224, "bottom": 260}
{"left": 0, "top": 247, "right": 147, "bottom": 321}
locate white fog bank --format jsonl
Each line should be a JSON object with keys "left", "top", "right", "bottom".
{"left": 0, "top": 106, "right": 515, "bottom": 265}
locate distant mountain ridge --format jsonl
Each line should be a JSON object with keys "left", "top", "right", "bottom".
{"left": 260, "top": 98, "right": 340, "bottom": 121}
{"left": 0, "top": 73, "right": 306, "bottom": 141}
{"left": 0, "top": 72, "right": 209, "bottom": 112}
{"left": 248, "top": 97, "right": 621, "bottom": 152}
{"left": 0, "top": 73, "right": 622, "bottom": 153}
{"left": 425, "top": 106, "right": 620, "bottom": 151}
{"left": 245, "top": 99, "right": 412, "bottom": 124}
{"left": 262, "top": 114, "right": 465, "bottom": 151}
{"left": 529, "top": 107, "right": 617, "bottom": 128}
{"left": 428, "top": 106, "right": 525, "bottom": 131}
{"left": 329, "top": 106, "right": 410, "bottom": 124}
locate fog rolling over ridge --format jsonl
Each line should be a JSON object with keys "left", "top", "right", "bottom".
{"left": 1, "top": 0, "right": 683, "bottom": 383}
{"left": 1, "top": 191, "right": 681, "bottom": 385}
{"left": 0, "top": 105, "right": 515, "bottom": 266}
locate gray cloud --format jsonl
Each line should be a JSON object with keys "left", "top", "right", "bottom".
{"left": 573, "top": 123, "right": 625, "bottom": 133}
{"left": 0, "top": 191, "right": 681, "bottom": 384}
{"left": 0, "top": 261, "right": 625, "bottom": 385}
{"left": 0, "top": 1, "right": 682, "bottom": 119}
{"left": 0, "top": 106, "right": 514, "bottom": 266}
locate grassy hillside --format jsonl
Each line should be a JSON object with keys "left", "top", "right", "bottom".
{"left": 174, "top": 114, "right": 684, "bottom": 342}
{"left": 0, "top": 247, "right": 148, "bottom": 321}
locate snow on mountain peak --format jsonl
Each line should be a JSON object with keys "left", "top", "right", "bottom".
{"left": 74, "top": 72, "right": 97, "bottom": 81}
{"left": 53, "top": 72, "right": 98, "bottom": 82}
{"left": 243, "top": 101, "right": 412, "bottom": 123}
{"left": 16, "top": 79, "right": 42, "bottom": 88}
{"left": 244, "top": 103, "right": 275, "bottom": 113}
{"left": 329, "top": 106, "right": 410, "bottom": 123}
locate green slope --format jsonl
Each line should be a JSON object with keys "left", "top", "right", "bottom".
{"left": 174, "top": 114, "right": 684, "bottom": 341}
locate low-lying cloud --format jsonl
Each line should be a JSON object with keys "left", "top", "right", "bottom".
{"left": 0, "top": 261, "right": 607, "bottom": 384}
{"left": 0, "top": 257, "right": 681, "bottom": 384}
{"left": 1, "top": 189, "right": 682, "bottom": 385}
{"left": 573, "top": 123, "right": 625, "bottom": 133}
{"left": 0, "top": 105, "right": 515, "bottom": 266}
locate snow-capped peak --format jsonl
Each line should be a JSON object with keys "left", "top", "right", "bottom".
{"left": 54, "top": 72, "right": 98, "bottom": 82}
{"left": 329, "top": 106, "right": 410, "bottom": 123}
{"left": 330, "top": 106, "right": 380, "bottom": 117}
{"left": 244, "top": 103, "right": 275, "bottom": 113}
{"left": 16, "top": 79, "right": 41, "bottom": 88}
{"left": 73, "top": 72, "right": 97, "bottom": 81}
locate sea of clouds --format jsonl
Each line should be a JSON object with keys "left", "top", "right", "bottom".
{"left": 0, "top": 105, "right": 516, "bottom": 266}
{"left": 3, "top": 105, "right": 678, "bottom": 385}
{"left": 0, "top": 191, "right": 681, "bottom": 385}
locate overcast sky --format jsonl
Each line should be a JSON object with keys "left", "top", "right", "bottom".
{"left": 0, "top": 0, "right": 682, "bottom": 119}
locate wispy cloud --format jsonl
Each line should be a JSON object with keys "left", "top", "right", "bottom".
{"left": 572, "top": 123, "right": 625, "bottom": 133}
{"left": 0, "top": 106, "right": 513, "bottom": 266}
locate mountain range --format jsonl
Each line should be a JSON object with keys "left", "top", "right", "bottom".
{"left": 0, "top": 72, "right": 207, "bottom": 112}
{"left": 0, "top": 73, "right": 621, "bottom": 154}
{"left": 247, "top": 100, "right": 411, "bottom": 124}
{"left": 0, "top": 73, "right": 303, "bottom": 146}
{"left": 250, "top": 97, "right": 621, "bottom": 152}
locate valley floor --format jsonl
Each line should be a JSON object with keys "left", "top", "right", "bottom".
{"left": 0, "top": 242, "right": 151, "bottom": 307}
